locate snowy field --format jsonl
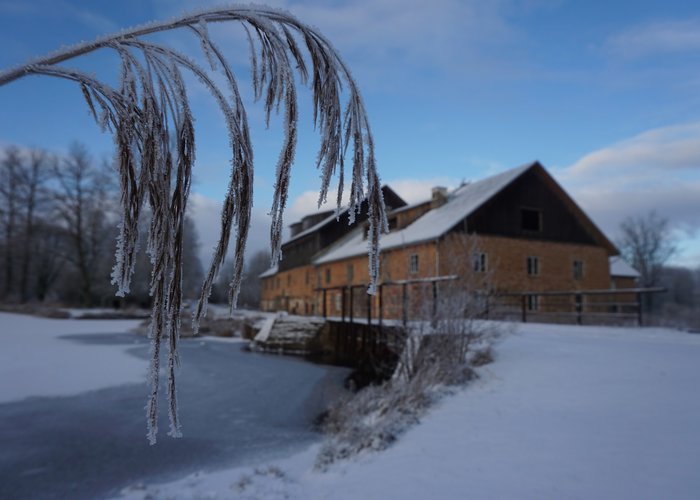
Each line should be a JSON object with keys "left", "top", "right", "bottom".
{"left": 116, "top": 322, "right": 700, "bottom": 500}
{"left": 0, "top": 312, "right": 146, "bottom": 403}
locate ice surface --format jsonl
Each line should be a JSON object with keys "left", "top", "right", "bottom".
{"left": 116, "top": 321, "right": 700, "bottom": 500}
{"left": 0, "top": 312, "right": 146, "bottom": 404}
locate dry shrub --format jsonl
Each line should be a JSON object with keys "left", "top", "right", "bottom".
{"left": 317, "top": 233, "right": 506, "bottom": 466}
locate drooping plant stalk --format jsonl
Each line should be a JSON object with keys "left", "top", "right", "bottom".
{"left": 0, "top": 5, "right": 387, "bottom": 444}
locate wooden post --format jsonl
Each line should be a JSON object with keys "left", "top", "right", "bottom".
{"left": 378, "top": 284, "right": 384, "bottom": 327}
{"left": 367, "top": 288, "right": 372, "bottom": 326}
{"left": 637, "top": 291, "right": 643, "bottom": 326}
{"left": 402, "top": 282, "right": 408, "bottom": 327}
{"left": 575, "top": 293, "right": 582, "bottom": 325}
{"left": 322, "top": 289, "right": 327, "bottom": 318}
{"left": 349, "top": 286, "right": 354, "bottom": 324}
{"left": 521, "top": 294, "right": 527, "bottom": 323}
{"left": 341, "top": 287, "right": 346, "bottom": 322}
{"left": 431, "top": 281, "right": 438, "bottom": 326}
{"left": 366, "top": 290, "right": 373, "bottom": 356}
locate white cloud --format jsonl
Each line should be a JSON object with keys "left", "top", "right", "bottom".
{"left": 566, "top": 122, "right": 700, "bottom": 178}
{"left": 154, "top": 0, "right": 521, "bottom": 83}
{"left": 606, "top": 19, "right": 700, "bottom": 58}
{"left": 188, "top": 193, "right": 272, "bottom": 266}
{"left": 556, "top": 123, "right": 700, "bottom": 265}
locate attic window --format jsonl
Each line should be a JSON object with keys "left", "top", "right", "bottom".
{"left": 521, "top": 208, "right": 542, "bottom": 232}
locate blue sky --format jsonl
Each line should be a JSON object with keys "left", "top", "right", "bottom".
{"left": 1, "top": 0, "right": 699, "bottom": 268}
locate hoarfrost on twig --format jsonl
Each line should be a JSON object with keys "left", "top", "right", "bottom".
{"left": 0, "top": 5, "right": 386, "bottom": 443}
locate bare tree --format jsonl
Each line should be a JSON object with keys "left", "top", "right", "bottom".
{"left": 181, "top": 216, "right": 204, "bottom": 301}
{"left": 17, "top": 149, "right": 50, "bottom": 302}
{"left": 618, "top": 210, "right": 676, "bottom": 311}
{"left": 52, "top": 144, "right": 114, "bottom": 307}
{"left": 619, "top": 211, "right": 676, "bottom": 287}
{"left": 237, "top": 249, "right": 271, "bottom": 309}
{"left": 0, "top": 7, "right": 386, "bottom": 443}
{"left": 32, "top": 222, "right": 67, "bottom": 302}
{"left": 0, "top": 147, "right": 21, "bottom": 298}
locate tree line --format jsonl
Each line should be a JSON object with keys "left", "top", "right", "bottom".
{"left": 0, "top": 142, "right": 272, "bottom": 310}
{"left": 0, "top": 143, "right": 202, "bottom": 308}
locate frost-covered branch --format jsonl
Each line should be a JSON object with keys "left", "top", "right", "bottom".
{"left": 0, "top": 5, "right": 387, "bottom": 444}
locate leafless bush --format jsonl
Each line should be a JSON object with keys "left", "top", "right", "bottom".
{"left": 316, "top": 376, "right": 435, "bottom": 469}
{"left": 394, "top": 233, "right": 502, "bottom": 385}
{"left": 318, "top": 234, "right": 506, "bottom": 466}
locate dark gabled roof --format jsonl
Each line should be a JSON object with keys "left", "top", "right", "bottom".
{"left": 283, "top": 185, "right": 406, "bottom": 245}
{"left": 315, "top": 161, "right": 618, "bottom": 265}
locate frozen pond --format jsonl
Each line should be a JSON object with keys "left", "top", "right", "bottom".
{"left": 0, "top": 319, "right": 350, "bottom": 499}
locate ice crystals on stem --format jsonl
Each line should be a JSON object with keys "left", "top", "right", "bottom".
{"left": 0, "top": 5, "right": 386, "bottom": 443}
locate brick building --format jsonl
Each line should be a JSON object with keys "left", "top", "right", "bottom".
{"left": 260, "top": 161, "right": 626, "bottom": 318}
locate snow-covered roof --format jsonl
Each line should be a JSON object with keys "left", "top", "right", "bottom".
{"left": 389, "top": 198, "right": 430, "bottom": 215}
{"left": 315, "top": 162, "right": 536, "bottom": 265}
{"left": 609, "top": 257, "right": 640, "bottom": 278}
{"left": 259, "top": 265, "right": 279, "bottom": 279}
{"left": 285, "top": 210, "right": 341, "bottom": 244}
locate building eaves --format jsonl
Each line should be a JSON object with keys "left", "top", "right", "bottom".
{"left": 314, "top": 162, "right": 537, "bottom": 265}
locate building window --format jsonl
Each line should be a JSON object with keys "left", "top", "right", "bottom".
{"left": 325, "top": 268, "right": 331, "bottom": 284}
{"left": 409, "top": 253, "right": 419, "bottom": 274}
{"left": 527, "top": 294, "right": 539, "bottom": 311}
{"left": 287, "top": 274, "right": 291, "bottom": 286}
{"left": 347, "top": 264, "right": 354, "bottom": 282}
{"left": 527, "top": 256, "right": 539, "bottom": 276}
{"left": 305, "top": 270, "right": 309, "bottom": 286}
{"left": 573, "top": 260, "right": 584, "bottom": 280}
{"left": 521, "top": 208, "right": 542, "bottom": 232}
{"left": 472, "top": 252, "right": 487, "bottom": 272}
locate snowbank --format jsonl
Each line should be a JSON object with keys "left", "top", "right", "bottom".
{"left": 0, "top": 312, "right": 146, "bottom": 403}
{"left": 117, "top": 322, "right": 700, "bottom": 500}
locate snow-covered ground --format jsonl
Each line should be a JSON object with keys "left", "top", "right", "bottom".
{"left": 117, "top": 322, "right": 700, "bottom": 500}
{"left": 0, "top": 312, "right": 146, "bottom": 403}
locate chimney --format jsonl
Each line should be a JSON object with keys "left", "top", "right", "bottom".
{"left": 289, "top": 221, "right": 303, "bottom": 238}
{"left": 431, "top": 186, "right": 448, "bottom": 209}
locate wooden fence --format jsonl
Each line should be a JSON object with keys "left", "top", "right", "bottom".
{"left": 317, "top": 279, "right": 666, "bottom": 327}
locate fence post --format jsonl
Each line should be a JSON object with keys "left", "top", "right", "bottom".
{"left": 402, "top": 283, "right": 408, "bottom": 327}
{"left": 637, "top": 292, "right": 643, "bottom": 326}
{"left": 341, "top": 287, "right": 346, "bottom": 322}
{"left": 521, "top": 295, "right": 527, "bottom": 323}
{"left": 575, "top": 293, "right": 582, "bottom": 325}
{"left": 322, "top": 289, "right": 327, "bottom": 318}
{"left": 378, "top": 284, "right": 384, "bottom": 328}
{"left": 431, "top": 281, "right": 438, "bottom": 327}
{"left": 349, "top": 286, "right": 354, "bottom": 324}
{"left": 367, "top": 288, "right": 372, "bottom": 326}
